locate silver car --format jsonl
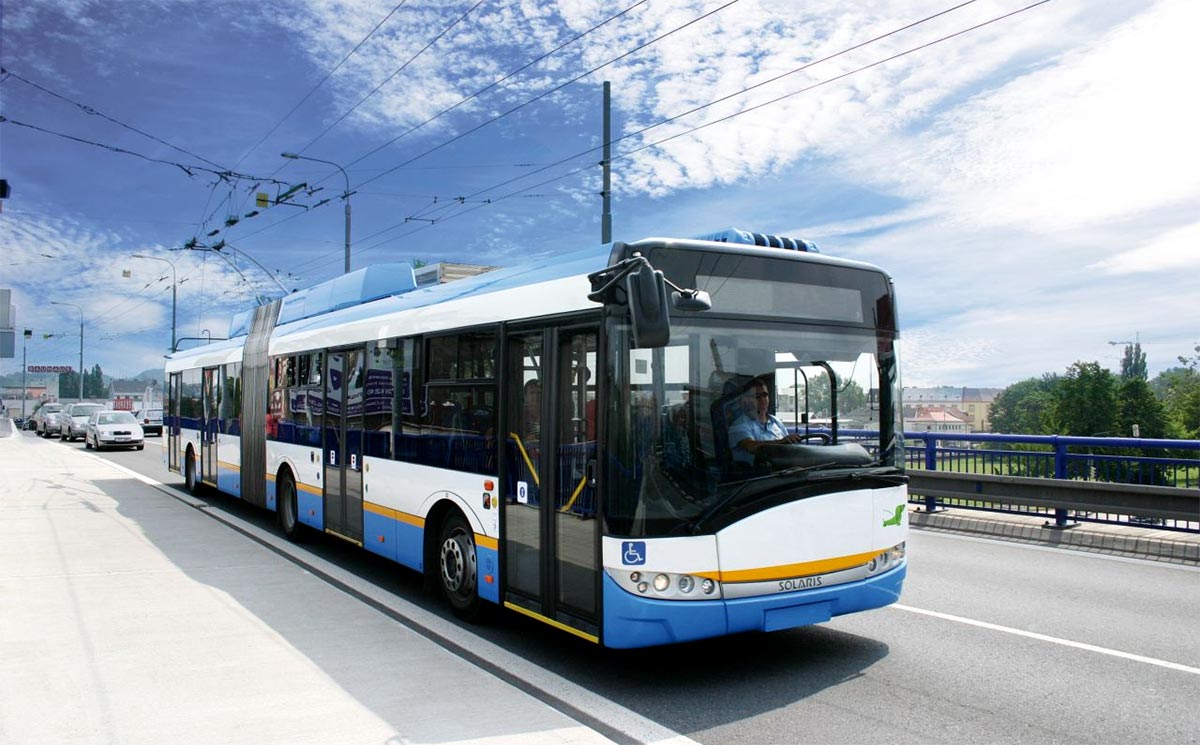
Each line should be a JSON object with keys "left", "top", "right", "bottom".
{"left": 134, "top": 407, "right": 164, "bottom": 436}
{"left": 60, "top": 402, "right": 106, "bottom": 442}
{"left": 85, "top": 410, "right": 145, "bottom": 451}
{"left": 33, "top": 403, "right": 65, "bottom": 438}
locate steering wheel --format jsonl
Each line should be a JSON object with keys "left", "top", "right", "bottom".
{"left": 796, "top": 433, "right": 831, "bottom": 445}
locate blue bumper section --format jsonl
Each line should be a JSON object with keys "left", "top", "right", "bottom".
{"left": 602, "top": 563, "right": 906, "bottom": 649}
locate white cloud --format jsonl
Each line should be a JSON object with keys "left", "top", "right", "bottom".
{"left": 1090, "top": 222, "right": 1200, "bottom": 276}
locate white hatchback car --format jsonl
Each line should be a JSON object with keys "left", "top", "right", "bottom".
{"left": 85, "top": 410, "right": 145, "bottom": 451}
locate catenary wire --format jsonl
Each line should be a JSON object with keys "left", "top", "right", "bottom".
{"left": 351, "top": 0, "right": 741, "bottom": 192}
{"left": 232, "top": 1, "right": 413, "bottom": 170}
{"left": 288, "top": 0, "right": 489, "bottom": 157}
{"left": 342, "top": 0, "right": 650, "bottom": 171}
{"left": 339, "top": 0, "right": 1056, "bottom": 265}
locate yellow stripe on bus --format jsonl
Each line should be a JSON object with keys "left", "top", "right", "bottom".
{"left": 364, "top": 501, "right": 425, "bottom": 528}
{"left": 696, "top": 549, "right": 881, "bottom": 584}
{"left": 504, "top": 602, "right": 599, "bottom": 644}
{"left": 362, "top": 502, "right": 495, "bottom": 550}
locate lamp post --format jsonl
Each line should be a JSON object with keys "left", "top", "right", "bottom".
{"left": 50, "top": 301, "right": 83, "bottom": 401}
{"left": 22, "top": 328, "right": 31, "bottom": 420}
{"left": 281, "top": 152, "right": 352, "bottom": 274}
{"left": 132, "top": 253, "right": 178, "bottom": 352}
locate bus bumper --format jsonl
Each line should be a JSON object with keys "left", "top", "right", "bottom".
{"left": 601, "top": 561, "right": 906, "bottom": 649}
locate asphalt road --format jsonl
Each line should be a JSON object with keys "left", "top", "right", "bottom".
{"left": 29, "top": 430, "right": 1200, "bottom": 744}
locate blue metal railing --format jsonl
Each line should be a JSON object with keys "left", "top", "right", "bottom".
{"left": 837, "top": 430, "right": 1200, "bottom": 532}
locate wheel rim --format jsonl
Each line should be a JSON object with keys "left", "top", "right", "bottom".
{"left": 440, "top": 528, "right": 477, "bottom": 599}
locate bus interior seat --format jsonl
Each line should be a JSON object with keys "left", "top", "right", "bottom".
{"left": 709, "top": 374, "right": 753, "bottom": 471}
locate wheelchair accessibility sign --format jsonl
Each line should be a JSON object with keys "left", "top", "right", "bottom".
{"left": 621, "top": 541, "right": 646, "bottom": 566}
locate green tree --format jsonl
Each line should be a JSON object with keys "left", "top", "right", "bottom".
{"left": 84, "top": 364, "right": 105, "bottom": 398}
{"left": 58, "top": 370, "right": 80, "bottom": 399}
{"left": 1152, "top": 345, "right": 1200, "bottom": 437}
{"left": 1119, "top": 342, "right": 1148, "bottom": 381}
{"left": 1117, "top": 378, "right": 1167, "bottom": 438}
{"left": 1053, "top": 362, "right": 1117, "bottom": 437}
{"left": 803, "top": 372, "right": 866, "bottom": 417}
{"left": 989, "top": 375, "right": 1061, "bottom": 434}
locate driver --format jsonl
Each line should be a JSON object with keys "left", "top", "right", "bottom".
{"left": 729, "top": 377, "right": 804, "bottom": 464}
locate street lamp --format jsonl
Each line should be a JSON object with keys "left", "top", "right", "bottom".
{"left": 132, "top": 253, "right": 178, "bottom": 353}
{"left": 50, "top": 301, "right": 83, "bottom": 401}
{"left": 21, "top": 328, "right": 31, "bottom": 420}
{"left": 281, "top": 152, "right": 352, "bottom": 274}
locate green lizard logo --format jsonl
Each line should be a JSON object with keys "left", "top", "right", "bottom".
{"left": 883, "top": 504, "right": 904, "bottom": 527}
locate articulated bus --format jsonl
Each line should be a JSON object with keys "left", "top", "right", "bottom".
{"left": 164, "top": 229, "right": 907, "bottom": 648}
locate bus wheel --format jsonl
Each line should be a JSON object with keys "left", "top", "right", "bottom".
{"left": 278, "top": 472, "right": 306, "bottom": 542}
{"left": 185, "top": 449, "right": 200, "bottom": 494}
{"left": 438, "top": 512, "right": 481, "bottom": 620}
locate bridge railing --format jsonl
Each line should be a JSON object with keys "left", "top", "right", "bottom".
{"left": 841, "top": 430, "right": 1200, "bottom": 533}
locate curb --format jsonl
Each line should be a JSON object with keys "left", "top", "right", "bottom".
{"left": 909, "top": 509, "right": 1200, "bottom": 565}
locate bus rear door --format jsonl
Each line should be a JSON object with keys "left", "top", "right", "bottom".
{"left": 201, "top": 367, "right": 219, "bottom": 487}
{"left": 322, "top": 347, "right": 365, "bottom": 545}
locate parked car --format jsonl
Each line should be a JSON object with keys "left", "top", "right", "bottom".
{"left": 32, "top": 403, "right": 65, "bottom": 438}
{"left": 84, "top": 410, "right": 145, "bottom": 451}
{"left": 60, "top": 402, "right": 107, "bottom": 441}
{"left": 134, "top": 406, "right": 164, "bottom": 436}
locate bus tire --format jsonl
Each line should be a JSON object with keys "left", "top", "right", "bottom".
{"left": 438, "top": 511, "right": 482, "bottom": 621}
{"left": 277, "top": 471, "right": 307, "bottom": 543}
{"left": 185, "top": 448, "right": 200, "bottom": 494}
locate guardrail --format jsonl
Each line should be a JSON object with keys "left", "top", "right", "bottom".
{"left": 839, "top": 430, "right": 1200, "bottom": 533}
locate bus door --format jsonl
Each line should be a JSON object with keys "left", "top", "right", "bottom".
{"left": 322, "top": 347, "right": 365, "bottom": 544}
{"left": 201, "top": 367, "right": 219, "bottom": 486}
{"left": 502, "top": 325, "right": 600, "bottom": 638}
{"left": 167, "top": 372, "right": 181, "bottom": 473}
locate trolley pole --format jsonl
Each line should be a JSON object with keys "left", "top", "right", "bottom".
{"left": 601, "top": 81, "right": 612, "bottom": 244}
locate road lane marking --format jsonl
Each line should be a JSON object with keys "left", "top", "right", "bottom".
{"left": 893, "top": 604, "right": 1200, "bottom": 676}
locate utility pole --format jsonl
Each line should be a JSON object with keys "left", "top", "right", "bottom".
{"left": 132, "top": 254, "right": 177, "bottom": 353}
{"left": 601, "top": 81, "right": 612, "bottom": 244}
{"left": 51, "top": 302, "right": 83, "bottom": 400}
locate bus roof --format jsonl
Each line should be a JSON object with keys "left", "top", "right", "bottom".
{"left": 166, "top": 230, "right": 888, "bottom": 370}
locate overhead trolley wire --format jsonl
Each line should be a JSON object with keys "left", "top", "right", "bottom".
{"left": 288, "top": 0, "right": 490, "bottom": 158}
{"left": 337, "top": 0, "right": 1055, "bottom": 266}
{"left": 279, "top": 0, "right": 740, "bottom": 274}
{"left": 1, "top": 66, "right": 228, "bottom": 170}
{"left": 231, "top": 0, "right": 414, "bottom": 170}
{"left": 342, "top": 0, "right": 650, "bottom": 171}
{"left": 452, "top": 0, "right": 988, "bottom": 205}
{"left": 350, "top": 0, "right": 741, "bottom": 192}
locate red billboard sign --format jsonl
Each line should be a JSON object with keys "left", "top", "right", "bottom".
{"left": 28, "top": 365, "right": 75, "bottom": 373}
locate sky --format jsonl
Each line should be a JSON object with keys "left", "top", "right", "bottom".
{"left": 1, "top": 0, "right": 1197, "bottom": 388}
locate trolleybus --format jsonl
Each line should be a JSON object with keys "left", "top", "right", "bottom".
{"left": 164, "top": 229, "right": 908, "bottom": 648}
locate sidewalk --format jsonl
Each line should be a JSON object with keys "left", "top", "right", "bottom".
{"left": 0, "top": 429, "right": 619, "bottom": 745}
{"left": 911, "top": 505, "right": 1200, "bottom": 564}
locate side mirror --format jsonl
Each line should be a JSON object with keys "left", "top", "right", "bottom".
{"left": 626, "top": 265, "right": 671, "bottom": 348}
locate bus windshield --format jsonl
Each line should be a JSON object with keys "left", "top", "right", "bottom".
{"left": 605, "top": 316, "right": 903, "bottom": 537}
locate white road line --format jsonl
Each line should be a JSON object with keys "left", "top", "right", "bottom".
{"left": 893, "top": 603, "right": 1200, "bottom": 676}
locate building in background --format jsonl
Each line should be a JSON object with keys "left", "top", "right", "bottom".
{"left": 903, "top": 386, "right": 1001, "bottom": 432}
